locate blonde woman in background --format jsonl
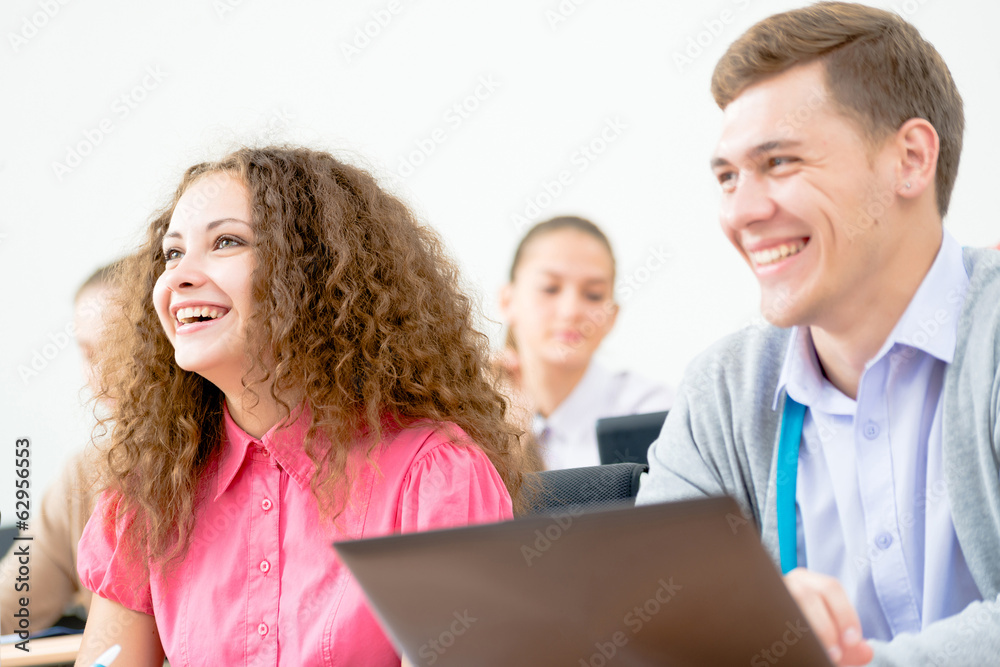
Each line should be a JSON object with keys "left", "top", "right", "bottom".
{"left": 499, "top": 216, "right": 673, "bottom": 470}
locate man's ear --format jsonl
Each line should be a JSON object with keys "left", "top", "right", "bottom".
{"left": 894, "top": 117, "right": 939, "bottom": 201}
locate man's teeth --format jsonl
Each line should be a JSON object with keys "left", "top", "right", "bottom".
{"left": 750, "top": 241, "right": 807, "bottom": 267}
{"left": 176, "top": 306, "right": 227, "bottom": 324}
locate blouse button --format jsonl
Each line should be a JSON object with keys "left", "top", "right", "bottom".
{"left": 259, "top": 559, "right": 270, "bottom": 573}
{"left": 257, "top": 622, "right": 268, "bottom": 636}
{"left": 261, "top": 498, "right": 272, "bottom": 511}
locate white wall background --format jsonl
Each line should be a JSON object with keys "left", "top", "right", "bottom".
{"left": 2, "top": 0, "right": 998, "bottom": 524}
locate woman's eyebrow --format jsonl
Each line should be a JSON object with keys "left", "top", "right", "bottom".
{"left": 207, "top": 217, "right": 251, "bottom": 230}
{"left": 163, "top": 218, "right": 251, "bottom": 239}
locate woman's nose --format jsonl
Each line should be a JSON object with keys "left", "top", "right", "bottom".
{"left": 557, "top": 290, "right": 587, "bottom": 320}
{"left": 162, "top": 253, "right": 209, "bottom": 291}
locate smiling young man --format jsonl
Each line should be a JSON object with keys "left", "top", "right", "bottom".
{"left": 637, "top": 3, "right": 1000, "bottom": 665}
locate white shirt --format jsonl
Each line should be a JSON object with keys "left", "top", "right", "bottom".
{"left": 534, "top": 362, "right": 673, "bottom": 470}
{"left": 775, "top": 230, "right": 981, "bottom": 640}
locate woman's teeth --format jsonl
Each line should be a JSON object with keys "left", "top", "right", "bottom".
{"left": 177, "top": 306, "right": 227, "bottom": 324}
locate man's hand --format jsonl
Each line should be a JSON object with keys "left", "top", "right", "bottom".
{"left": 783, "top": 568, "right": 874, "bottom": 666}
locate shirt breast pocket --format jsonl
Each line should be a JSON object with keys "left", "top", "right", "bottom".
{"left": 321, "top": 564, "right": 400, "bottom": 666}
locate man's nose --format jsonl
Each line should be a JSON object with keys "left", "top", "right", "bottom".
{"left": 720, "top": 171, "right": 777, "bottom": 232}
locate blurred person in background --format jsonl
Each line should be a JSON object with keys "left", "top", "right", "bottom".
{"left": 498, "top": 216, "right": 673, "bottom": 470}
{"left": 0, "top": 260, "right": 121, "bottom": 634}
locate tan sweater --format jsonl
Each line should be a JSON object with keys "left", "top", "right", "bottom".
{"left": 1, "top": 447, "right": 100, "bottom": 634}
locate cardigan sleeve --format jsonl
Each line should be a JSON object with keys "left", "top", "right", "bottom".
{"left": 868, "top": 595, "right": 1000, "bottom": 666}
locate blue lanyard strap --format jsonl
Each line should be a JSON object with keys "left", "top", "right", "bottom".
{"left": 776, "top": 395, "right": 806, "bottom": 575}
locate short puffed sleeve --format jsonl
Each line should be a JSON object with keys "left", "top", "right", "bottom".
{"left": 399, "top": 439, "right": 513, "bottom": 533}
{"left": 76, "top": 491, "right": 154, "bottom": 615}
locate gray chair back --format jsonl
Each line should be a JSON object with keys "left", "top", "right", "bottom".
{"left": 528, "top": 462, "right": 647, "bottom": 514}
{"left": 0, "top": 525, "right": 18, "bottom": 559}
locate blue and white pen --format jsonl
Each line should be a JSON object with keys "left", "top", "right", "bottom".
{"left": 89, "top": 644, "right": 122, "bottom": 667}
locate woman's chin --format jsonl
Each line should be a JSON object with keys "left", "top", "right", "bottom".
{"left": 172, "top": 353, "right": 222, "bottom": 383}
{"left": 542, "top": 344, "right": 593, "bottom": 370}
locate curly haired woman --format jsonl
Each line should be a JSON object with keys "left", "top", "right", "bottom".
{"left": 74, "top": 146, "right": 528, "bottom": 666}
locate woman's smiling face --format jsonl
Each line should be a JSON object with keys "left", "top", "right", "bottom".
{"left": 153, "top": 172, "right": 257, "bottom": 391}
{"left": 502, "top": 228, "right": 617, "bottom": 370}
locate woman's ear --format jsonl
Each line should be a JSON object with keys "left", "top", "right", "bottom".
{"left": 498, "top": 283, "right": 515, "bottom": 322}
{"left": 601, "top": 301, "right": 620, "bottom": 338}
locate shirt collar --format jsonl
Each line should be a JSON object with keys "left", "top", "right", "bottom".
{"left": 774, "top": 326, "right": 856, "bottom": 415}
{"left": 216, "top": 402, "right": 317, "bottom": 499}
{"left": 876, "top": 229, "right": 967, "bottom": 364}
{"left": 535, "top": 361, "right": 609, "bottom": 437}
{"left": 773, "top": 230, "right": 968, "bottom": 413}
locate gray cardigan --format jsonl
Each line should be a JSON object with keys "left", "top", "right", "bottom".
{"left": 637, "top": 247, "right": 1000, "bottom": 666}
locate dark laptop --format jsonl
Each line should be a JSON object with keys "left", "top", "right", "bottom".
{"left": 596, "top": 410, "right": 668, "bottom": 465}
{"left": 334, "top": 496, "right": 831, "bottom": 666}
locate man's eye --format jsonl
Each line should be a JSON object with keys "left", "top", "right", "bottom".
{"left": 768, "top": 156, "right": 798, "bottom": 169}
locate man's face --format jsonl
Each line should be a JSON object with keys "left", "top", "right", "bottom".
{"left": 74, "top": 282, "right": 114, "bottom": 397}
{"left": 711, "top": 61, "right": 901, "bottom": 330}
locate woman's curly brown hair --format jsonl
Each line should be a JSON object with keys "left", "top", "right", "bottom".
{"left": 96, "top": 145, "right": 529, "bottom": 566}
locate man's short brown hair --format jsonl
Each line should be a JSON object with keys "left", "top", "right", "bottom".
{"left": 712, "top": 2, "right": 963, "bottom": 216}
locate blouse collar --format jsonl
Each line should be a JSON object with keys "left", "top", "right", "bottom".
{"left": 216, "top": 402, "right": 317, "bottom": 499}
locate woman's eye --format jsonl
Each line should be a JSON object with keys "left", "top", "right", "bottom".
{"left": 541, "top": 286, "right": 559, "bottom": 295}
{"left": 716, "top": 171, "right": 737, "bottom": 192}
{"left": 585, "top": 293, "right": 606, "bottom": 302}
{"left": 216, "top": 235, "right": 243, "bottom": 250}
{"left": 163, "top": 248, "right": 182, "bottom": 262}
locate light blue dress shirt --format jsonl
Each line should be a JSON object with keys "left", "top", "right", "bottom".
{"left": 774, "top": 231, "right": 982, "bottom": 641}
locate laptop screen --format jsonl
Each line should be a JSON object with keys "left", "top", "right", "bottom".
{"left": 335, "top": 496, "right": 831, "bottom": 666}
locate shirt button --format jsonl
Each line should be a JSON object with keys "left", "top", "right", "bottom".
{"left": 875, "top": 532, "right": 893, "bottom": 550}
{"left": 261, "top": 498, "right": 272, "bottom": 511}
{"left": 259, "top": 560, "right": 270, "bottom": 573}
{"left": 863, "top": 422, "right": 880, "bottom": 440}
{"left": 258, "top": 622, "right": 268, "bottom": 636}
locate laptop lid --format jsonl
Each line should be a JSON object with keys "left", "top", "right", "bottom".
{"left": 596, "top": 410, "right": 668, "bottom": 465}
{"left": 334, "top": 496, "right": 831, "bottom": 666}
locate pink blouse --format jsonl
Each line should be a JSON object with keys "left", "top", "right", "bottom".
{"left": 78, "top": 407, "right": 513, "bottom": 666}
